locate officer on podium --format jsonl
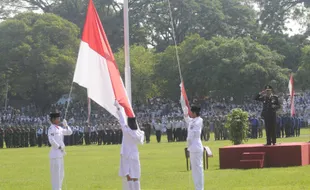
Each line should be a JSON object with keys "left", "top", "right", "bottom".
{"left": 254, "top": 85, "right": 281, "bottom": 145}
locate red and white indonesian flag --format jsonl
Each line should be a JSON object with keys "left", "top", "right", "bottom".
{"left": 288, "top": 74, "right": 295, "bottom": 116}
{"left": 73, "top": 0, "right": 134, "bottom": 120}
{"left": 180, "top": 81, "right": 192, "bottom": 117}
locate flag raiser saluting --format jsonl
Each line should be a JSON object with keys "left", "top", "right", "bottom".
{"left": 73, "top": 0, "right": 134, "bottom": 120}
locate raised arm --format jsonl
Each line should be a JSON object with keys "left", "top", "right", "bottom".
{"left": 182, "top": 106, "right": 192, "bottom": 124}
{"left": 116, "top": 109, "right": 127, "bottom": 129}
{"left": 254, "top": 92, "right": 264, "bottom": 101}
{"left": 62, "top": 119, "right": 73, "bottom": 136}
{"left": 115, "top": 100, "right": 144, "bottom": 145}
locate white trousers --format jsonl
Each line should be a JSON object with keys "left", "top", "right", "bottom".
{"left": 122, "top": 177, "right": 141, "bottom": 190}
{"left": 50, "top": 157, "right": 64, "bottom": 190}
{"left": 119, "top": 156, "right": 141, "bottom": 179}
{"left": 190, "top": 151, "right": 204, "bottom": 190}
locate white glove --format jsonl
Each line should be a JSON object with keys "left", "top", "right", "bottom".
{"left": 114, "top": 100, "right": 121, "bottom": 110}
{"left": 63, "top": 119, "right": 68, "bottom": 127}
{"left": 183, "top": 107, "right": 189, "bottom": 115}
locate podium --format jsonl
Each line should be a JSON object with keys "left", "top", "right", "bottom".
{"left": 185, "top": 146, "right": 213, "bottom": 171}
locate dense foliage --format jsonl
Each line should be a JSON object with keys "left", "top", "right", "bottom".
{"left": 1, "top": 0, "right": 310, "bottom": 109}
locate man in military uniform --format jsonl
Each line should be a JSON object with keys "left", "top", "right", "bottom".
{"left": 258, "top": 117, "right": 264, "bottom": 138}
{"left": 84, "top": 124, "right": 91, "bottom": 145}
{"left": 204, "top": 119, "right": 210, "bottom": 141}
{"left": 251, "top": 115, "right": 259, "bottom": 139}
{"left": 144, "top": 120, "right": 151, "bottom": 143}
{"left": 254, "top": 85, "right": 281, "bottom": 145}
{"left": 154, "top": 120, "right": 162, "bottom": 143}
{"left": 37, "top": 126, "right": 43, "bottom": 147}
{"left": 30, "top": 126, "right": 37, "bottom": 147}
{"left": 0, "top": 126, "right": 3, "bottom": 148}
{"left": 166, "top": 119, "right": 173, "bottom": 142}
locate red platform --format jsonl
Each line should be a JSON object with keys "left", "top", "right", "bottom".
{"left": 219, "top": 142, "right": 310, "bottom": 169}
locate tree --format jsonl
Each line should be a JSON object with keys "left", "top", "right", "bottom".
{"left": 0, "top": 12, "right": 80, "bottom": 110}
{"left": 156, "top": 34, "right": 290, "bottom": 100}
{"left": 130, "top": 0, "right": 259, "bottom": 52}
{"left": 114, "top": 45, "right": 159, "bottom": 103}
{"left": 257, "top": 34, "right": 302, "bottom": 71}
{"left": 254, "top": 0, "right": 310, "bottom": 35}
{"left": 295, "top": 45, "right": 310, "bottom": 90}
{"left": 0, "top": 0, "right": 148, "bottom": 51}
{"left": 225, "top": 108, "right": 249, "bottom": 145}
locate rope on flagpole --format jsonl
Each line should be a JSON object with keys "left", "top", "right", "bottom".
{"left": 63, "top": 80, "right": 74, "bottom": 190}
{"left": 64, "top": 81, "right": 74, "bottom": 120}
{"left": 167, "top": 0, "right": 183, "bottom": 82}
{"left": 166, "top": 0, "right": 191, "bottom": 189}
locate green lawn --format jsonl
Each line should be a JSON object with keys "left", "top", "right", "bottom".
{"left": 1, "top": 129, "right": 310, "bottom": 190}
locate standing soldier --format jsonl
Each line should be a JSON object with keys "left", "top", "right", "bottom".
{"left": 222, "top": 116, "right": 229, "bottom": 140}
{"left": 254, "top": 85, "right": 281, "bottom": 145}
{"left": 37, "top": 127, "right": 43, "bottom": 147}
{"left": 214, "top": 118, "right": 220, "bottom": 141}
{"left": 250, "top": 115, "right": 258, "bottom": 139}
{"left": 5, "top": 126, "right": 13, "bottom": 148}
{"left": 84, "top": 124, "right": 90, "bottom": 145}
{"left": 14, "top": 126, "right": 20, "bottom": 148}
{"left": 276, "top": 115, "right": 282, "bottom": 138}
{"left": 144, "top": 120, "right": 151, "bottom": 144}
{"left": 79, "top": 125, "right": 84, "bottom": 145}
{"left": 30, "top": 126, "right": 36, "bottom": 147}
{"left": 0, "top": 126, "right": 3, "bottom": 148}
{"left": 295, "top": 116, "right": 300, "bottom": 137}
{"left": 258, "top": 117, "right": 264, "bottom": 138}
{"left": 204, "top": 119, "right": 210, "bottom": 141}
{"left": 43, "top": 126, "right": 49, "bottom": 146}
{"left": 24, "top": 126, "right": 30, "bottom": 147}
{"left": 154, "top": 120, "right": 162, "bottom": 143}
{"left": 280, "top": 115, "right": 286, "bottom": 138}
{"left": 166, "top": 119, "right": 173, "bottom": 142}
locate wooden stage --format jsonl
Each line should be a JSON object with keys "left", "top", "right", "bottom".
{"left": 219, "top": 142, "right": 310, "bottom": 169}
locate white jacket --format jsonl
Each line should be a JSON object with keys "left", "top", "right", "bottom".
{"left": 48, "top": 124, "right": 72, "bottom": 158}
{"left": 117, "top": 110, "right": 144, "bottom": 160}
{"left": 185, "top": 116, "right": 203, "bottom": 153}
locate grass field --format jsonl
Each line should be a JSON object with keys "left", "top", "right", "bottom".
{"left": 1, "top": 129, "right": 310, "bottom": 190}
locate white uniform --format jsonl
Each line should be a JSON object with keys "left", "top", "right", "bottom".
{"left": 117, "top": 110, "right": 144, "bottom": 190}
{"left": 48, "top": 124, "right": 72, "bottom": 190}
{"left": 185, "top": 116, "right": 204, "bottom": 190}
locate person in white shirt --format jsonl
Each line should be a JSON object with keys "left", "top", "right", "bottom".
{"left": 114, "top": 101, "right": 144, "bottom": 190}
{"left": 48, "top": 112, "right": 73, "bottom": 190}
{"left": 183, "top": 105, "right": 204, "bottom": 190}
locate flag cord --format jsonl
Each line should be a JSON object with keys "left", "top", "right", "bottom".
{"left": 167, "top": 0, "right": 191, "bottom": 189}
{"left": 167, "top": 0, "right": 183, "bottom": 82}
{"left": 63, "top": 81, "right": 73, "bottom": 190}
{"left": 64, "top": 81, "right": 74, "bottom": 120}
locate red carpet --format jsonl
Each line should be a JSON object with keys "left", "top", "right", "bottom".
{"left": 219, "top": 142, "right": 310, "bottom": 169}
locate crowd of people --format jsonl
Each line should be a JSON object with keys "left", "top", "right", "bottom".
{"left": 0, "top": 92, "right": 309, "bottom": 149}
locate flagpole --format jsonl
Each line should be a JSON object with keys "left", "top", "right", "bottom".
{"left": 124, "top": 0, "right": 132, "bottom": 105}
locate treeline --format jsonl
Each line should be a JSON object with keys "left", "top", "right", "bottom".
{"left": 0, "top": 0, "right": 310, "bottom": 109}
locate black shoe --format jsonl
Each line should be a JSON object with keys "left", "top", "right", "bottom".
{"left": 264, "top": 143, "right": 271, "bottom": 146}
